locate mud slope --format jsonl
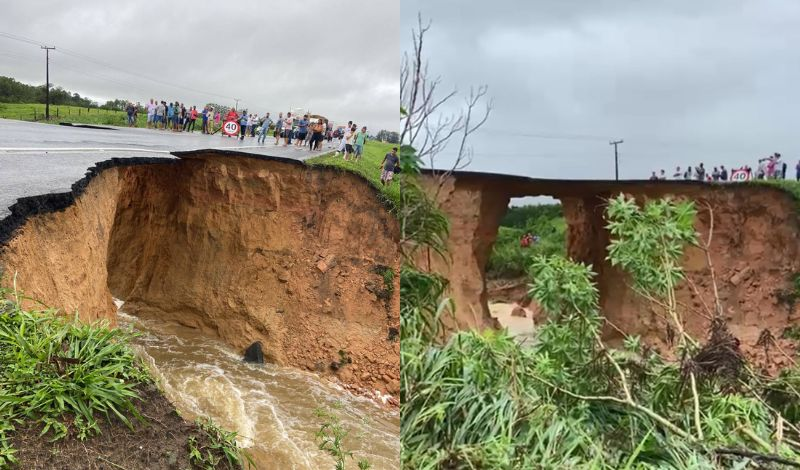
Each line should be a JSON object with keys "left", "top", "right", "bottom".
{"left": 0, "top": 152, "right": 400, "bottom": 397}
{"left": 422, "top": 171, "right": 800, "bottom": 364}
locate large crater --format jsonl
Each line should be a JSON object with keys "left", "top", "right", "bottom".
{"left": 0, "top": 151, "right": 400, "bottom": 397}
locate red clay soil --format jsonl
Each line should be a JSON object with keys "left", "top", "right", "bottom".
{"left": 11, "top": 383, "right": 234, "bottom": 470}
{"left": 423, "top": 172, "right": 800, "bottom": 370}
{"left": 0, "top": 152, "right": 400, "bottom": 400}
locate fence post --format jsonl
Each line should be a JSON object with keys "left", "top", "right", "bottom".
{"left": 33, "top": 109, "right": 37, "bottom": 121}
{"left": 56, "top": 108, "right": 59, "bottom": 118}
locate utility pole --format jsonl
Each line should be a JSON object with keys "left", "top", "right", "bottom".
{"left": 41, "top": 46, "right": 55, "bottom": 120}
{"left": 234, "top": 98, "right": 240, "bottom": 110}
{"left": 609, "top": 139, "right": 623, "bottom": 181}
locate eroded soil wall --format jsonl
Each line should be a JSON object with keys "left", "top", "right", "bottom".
{"left": 0, "top": 153, "right": 400, "bottom": 396}
{"left": 423, "top": 172, "right": 800, "bottom": 363}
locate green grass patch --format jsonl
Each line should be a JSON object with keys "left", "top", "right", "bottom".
{"left": 306, "top": 141, "right": 400, "bottom": 211}
{"left": 486, "top": 204, "right": 566, "bottom": 279}
{"left": 0, "top": 289, "right": 250, "bottom": 468}
{"left": 0, "top": 290, "right": 151, "bottom": 466}
{"left": 0, "top": 103, "right": 148, "bottom": 127}
{"left": 747, "top": 179, "right": 800, "bottom": 207}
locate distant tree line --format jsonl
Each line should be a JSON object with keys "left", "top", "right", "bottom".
{"left": 375, "top": 129, "right": 399, "bottom": 143}
{"left": 0, "top": 76, "right": 131, "bottom": 110}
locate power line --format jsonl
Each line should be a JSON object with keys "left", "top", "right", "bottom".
{"left": 478, "top": 127, "right": 611, "bottom": 141}
{"left": 0, "top": 30, "right": 236, "bottom": 102}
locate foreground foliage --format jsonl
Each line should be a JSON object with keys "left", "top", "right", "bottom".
{"left": 189, "top": 417, "right": 255, "bottom": 470}
{"left": 313, "top": 403, "right": 372, "bottom": 470}
{"left": 400, "top": 170, "right": 800, "bottom": 468}
{"left": 0, "top": 290, "right": 150, "bottom": 465}
{"left": 0, "top": 289, "right": 250, "bottom": 468}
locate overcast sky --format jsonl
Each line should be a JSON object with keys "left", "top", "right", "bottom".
{"left": 401, "top": 0, "right": 800, "bottom": 181}
{"left": 0, "top": 0, "right": 398, "bottom": 132}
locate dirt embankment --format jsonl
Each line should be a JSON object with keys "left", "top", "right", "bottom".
{"left": 423, "top": 171, "right": 800, "bottom": 366}
{"left": 0, "top": 152, "right": 400, "bottom": 398}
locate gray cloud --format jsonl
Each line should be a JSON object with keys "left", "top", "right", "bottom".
{"left": 402, "top": 0, "right": 800, "bottom": 180}
{"left": 0, "top": 0, "right": 398, "bottom": 132}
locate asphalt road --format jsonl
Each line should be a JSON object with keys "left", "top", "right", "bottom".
{"left": 0, "top": 118, "right": 321, "bottom": 217}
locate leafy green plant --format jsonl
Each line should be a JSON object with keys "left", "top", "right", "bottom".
{"left": 188, "top": 417, "right": 254, "bottom": 470}
{"left": 314, "top": 403, "right": 371, "bottom": 470}
{"left": 0, "top": 288, "right": 151, "bottom": 451}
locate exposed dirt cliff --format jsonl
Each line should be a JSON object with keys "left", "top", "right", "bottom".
{"left": 0, "top": 152, "right": 400, "bottom": 398}
{"left": 423, "top": 171, "right": 800, "bottom": 367}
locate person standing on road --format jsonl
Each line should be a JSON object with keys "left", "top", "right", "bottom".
{"left": 274, "top": 112, "right": 284, "bottom": 145}
{"left": 295, "top": 115, "right": 309, "bottom": 148}
{"left": 187, "top": 106, "right": 198, "bottom": 132}
{"left": 283, "top": 112, "right": 294, "bottom": 146}
{"left": 166, "top": 102, "right": 175, "bottom": 130}
{"left": 245, "top": 113, "right": 254, "bottom": 137}
{"left": 213, "top": 108, "right": 221, "bottom": 133}
{"left": 309, "top": 118, "right": 324, "bottom": 151}
{"left": 239, "top": 110, "right": 249, "bottom": 140}
{"left": 146, "top": 99, "right": 155, "bottom": 128}
{"left": 354, "top": 126, "right": 367, "bottom": 160}
{"left": 125, "top": 102, "right": 135, "bottom": 127}
{"left": 201, "top": 106, "right": 209, "bottom": 134}
{"left": 379, "top": 147, "right": 399, "bottom": 185}
{"left": 258, "top": 113, "right": 273, "bottom": 144}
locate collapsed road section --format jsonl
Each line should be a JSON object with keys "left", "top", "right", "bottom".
{"left": 420, "top": 170, "right": 800, "bottom": 365}
{"left": 0, "top": 150, "right": 400, "bottom": 399}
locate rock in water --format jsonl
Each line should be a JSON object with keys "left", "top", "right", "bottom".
{"left": 243, "top": 341, "right": 264, "bottom": 363}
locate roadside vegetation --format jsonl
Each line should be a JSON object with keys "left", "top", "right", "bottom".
{"left": 0, "top": 102, "right": 146, "bottom": 127}
{"left": 0, "top": 286, "right": 251, "bottom": 469}
{"left": 486, "top": 204, "right": 566, "bottom": 279}
{"left": 307, "top": 141, "right": 400, "bottom": 210}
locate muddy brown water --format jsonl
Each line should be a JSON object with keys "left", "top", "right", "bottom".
{"left": 116, "top": 308, "right": 400, "bottom": 469}
{"left": 489, "top": 302, "right": 536, "bottom": 343}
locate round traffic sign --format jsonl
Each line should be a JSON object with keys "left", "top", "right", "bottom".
{"left": 223, "top": 120, "right": 240, "bottom": 137}
{"left": 730, "top": 169, "right": 750, "bottom": 182}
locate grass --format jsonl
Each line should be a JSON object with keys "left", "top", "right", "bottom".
{"left": 0, "top": 103, "right": 148, "bottom": 127}
{"left": 0, "top": 102, "right": 210, "bottom": 130}
{"left": 0, "top": 288, "right": 151, "bottom": 465}
{"left": 0, "top": 287, "right": 250, "bottom": 468}
{"left": 306, "top": 141, "right": 400, "bottom": 211}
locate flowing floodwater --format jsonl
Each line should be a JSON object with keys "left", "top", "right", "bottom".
{"left": 116, "top": 308, "right": 400, "bottom": 469}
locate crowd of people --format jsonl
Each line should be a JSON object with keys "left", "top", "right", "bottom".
{"left": 650, "top": 153, "right": 800, "bottom": 182}
{"left": 119, "top": 99, "right": 401, "bottom": 185}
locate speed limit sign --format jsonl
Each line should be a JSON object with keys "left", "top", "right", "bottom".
{"left": 730, "top": 169, "right": 751, "bottom": 182}
{"left": 222, "top": 120, "right": 240, "bottom": 137}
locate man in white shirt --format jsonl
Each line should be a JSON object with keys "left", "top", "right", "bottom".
{"left": 283, "top": 112, "right": 294, "bottom": 146}
{"left": 146, "top": 99, "right": 157, "bottom": 129}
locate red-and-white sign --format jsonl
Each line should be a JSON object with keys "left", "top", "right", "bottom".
{"left": 730, "top": 169, "right": 751, "bottom": 182}
{"left": 222, "top": 120, "right": 240, "bottom": 137}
